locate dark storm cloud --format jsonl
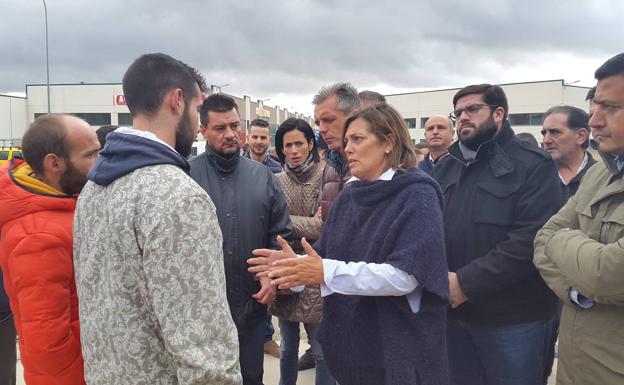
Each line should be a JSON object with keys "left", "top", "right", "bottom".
{"left": 1, "top": 0, "right": 622, "bottom": 111}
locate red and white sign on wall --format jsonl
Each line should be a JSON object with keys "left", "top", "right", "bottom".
{"left": 114, "top": 95, "right": 126, "bottom": 105}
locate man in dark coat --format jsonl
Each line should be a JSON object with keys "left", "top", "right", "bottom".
{"left": 190, "top": 93, "right": 292, "bottom": 385}
{"left": 432, "top": 84, "right": 563, "bottom": 385}
{"left": 418, "top": 115, "right": 455, "bottom": 174}
{"left": 245, "top": 118, "right": 283, "bottom": 174}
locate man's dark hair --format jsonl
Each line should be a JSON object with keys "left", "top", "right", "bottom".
{"left": 595, "top": 52, "right": 624, "bottom": 80}
{"left": 452, "top": 84, "right": 509, "bottom": 119}
{"left": 200, "top": 93, "right": 239, "bottom": 126}
{"left": 96, "top": 125, "right": 118, "bottom": 148}
{"left": 516, "top": 132, "right": 539, "bottom": 147}
{"left": 22, "top": 114, "right": 69, "bottom": 175}
{"left": 543, "top": 105, "right": 590, "bottom": 149}
{"left": 274, "top": 118, "right": 319, "bottom": 163}
{"left": 249, "top": 118, "right": 270, "bottom": 129}
{"left": 358, "top": 90, "right": 386, "bottom": 105}
{"left": 122, "top": 53, "right": 207, "bottom": 118}
{"left": 585, "top": 87, "right": 596, "bottom": 101}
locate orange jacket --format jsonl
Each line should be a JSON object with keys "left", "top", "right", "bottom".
{"left": 0, "top": 159, "right": 85, "bottom": 385}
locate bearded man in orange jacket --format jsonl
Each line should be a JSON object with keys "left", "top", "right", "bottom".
{"left": 0, "top": 114, "right": 100, "bottom": 385}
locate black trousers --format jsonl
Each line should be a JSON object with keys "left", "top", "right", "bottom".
{"left": 0, "top": 316, "right": 16, "bottom": 385}
{"left": 238, "top": 320, "right": 265, "bottom": 385}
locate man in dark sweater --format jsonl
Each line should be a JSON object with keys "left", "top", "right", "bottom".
{"left": 245, "top": 118, "right": 283, "bottom": 174}
{"left": 541, "top": 105, "right": 596, "bottom": 199}
{"left": 418, "top": 115, "right": 455, "bottom": 174}
{"left": 432, "top": 84, "right": 563, "bottom": 385}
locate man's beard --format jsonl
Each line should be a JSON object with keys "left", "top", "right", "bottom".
{"left": 458, "top": 114, "right": 498, "bottom": 150}
{"left": 175, "top": 103, "right": 196, "bottom": 158}
{"left": 251, "top": 144, "right": 268, "bottom": 158}
{"left": 60, "top": 160, "right": 88, "bottom": 195}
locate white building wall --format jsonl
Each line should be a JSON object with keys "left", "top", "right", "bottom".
{"left": 27, "top": 84, "right": 127, "bottom": 118}
{"left": 563, "top": 86, "right": 592, "bottom": 109}
{"left": 386, "top": 80, "right": 591, "bottom": 146}
{"left": 20, "top": 84, "right": 312, "bottom": 139}
{"left": 0, "top": 95, "right": 27, "bottom": 145}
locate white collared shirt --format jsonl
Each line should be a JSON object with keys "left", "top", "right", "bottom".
{"left": 115, "top": 127, "right": 176, "bottom": 152}
{"left": 293, "top": 168, "right": 423, "bottom": 313}
{"left": 346, "top": 168, "right": 396, "bottom": 184}
{"left": 559, "top": 152, "right": 589, "bottom": 185}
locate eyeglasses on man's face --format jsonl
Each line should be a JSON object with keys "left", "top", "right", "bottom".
{"left": 449, "top": 103, "right": 497, "bottom": 121}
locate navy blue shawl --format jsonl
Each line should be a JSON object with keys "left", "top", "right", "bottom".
{"left": 316, "top": 168, "right": 450, "bottom": 385}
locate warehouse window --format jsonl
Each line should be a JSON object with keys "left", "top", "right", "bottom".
{"left": 35, "top": 112, "right": 112, "bottom": 126}
{"left": 71, "top": 113, "right": 112, "bottom": 126}
{"left": 118, "top": 113, "right": 132, "bottom": 126}
{"left": 509, "top": 113, "right": 544, "bottom": 126}
{"left": 530, "top": 113, "right": 545, "bottom": 125}
{"left": 420, "top": 117, "right": 429, "bottom": 128}
{"left": 404, "top": 118, "right": 416, "bottom": 128}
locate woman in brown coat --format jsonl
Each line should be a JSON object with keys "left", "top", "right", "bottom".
{"left": 271, "top": 118, "right": 335, "bottom": 385}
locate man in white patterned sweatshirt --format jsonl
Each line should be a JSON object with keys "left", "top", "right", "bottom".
{"left": 73, "top": 53, "right": 242, "bottom": 385}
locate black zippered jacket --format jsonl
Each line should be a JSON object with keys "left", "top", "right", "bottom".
{"left": 432, "top": 122, "right": 564, "bottom": 326}
{"left": 190, "top": 148, "right": 292, "bottom": 328}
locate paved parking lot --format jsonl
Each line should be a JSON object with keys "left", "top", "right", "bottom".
{"left": 14, "top": 318, "right": 557, "bottom": 385}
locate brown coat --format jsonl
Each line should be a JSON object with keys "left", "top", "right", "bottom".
{"left": 320, "top": 155, "right": 351, "bottom": 222}
{"left": 270, "top": 162, "right": 324, "bottom": 323}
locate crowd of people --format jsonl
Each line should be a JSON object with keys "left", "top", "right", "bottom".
{"left": 0, "top": 50, "right": 623, "bottom": 385}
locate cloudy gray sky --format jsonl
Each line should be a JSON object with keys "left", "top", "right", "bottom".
{"left": 1, "top": 0, "right": 622, "bottom": 115}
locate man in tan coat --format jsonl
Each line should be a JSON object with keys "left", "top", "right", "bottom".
{"left": 534, "top": 52, "right": 624, "bottom": 385}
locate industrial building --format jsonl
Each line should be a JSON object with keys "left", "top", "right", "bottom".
{"left": 0, "top": 83, "right": 314, "bottom": 147}
{"left": 2, "top": 79, "right": 593, "bottom": 148}
{"left": 386, "top": 79, "right": 592, "bottom": 145}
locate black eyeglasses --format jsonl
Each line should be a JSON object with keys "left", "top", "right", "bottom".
{"left": 449, "top": 104, "right": 497, "bottom": 121}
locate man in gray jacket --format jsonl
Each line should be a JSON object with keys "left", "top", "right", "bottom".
{"left": 190, "top": 94, "right": 292, "bottom": 385}
{"left": 73, "top": 53, "right": 241, "bottom": 385}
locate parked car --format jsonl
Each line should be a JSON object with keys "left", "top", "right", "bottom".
{"left": 0, "top": 147, "right": 21, "bottom": 166}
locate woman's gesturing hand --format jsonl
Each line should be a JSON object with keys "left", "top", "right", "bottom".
{"left": 248, "top": 235, "right": 296, "bottom": 277}
{"left": 267, "top": 238, "right": 324, "bottom": 290}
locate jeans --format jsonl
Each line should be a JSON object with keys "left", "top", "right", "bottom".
{"left": 447, "top": 318, "right": 555, "bottom": 385}
{"left": 0, "top": 316, "right": 16, "bottom": 385}
{"left": 264, "top": 311, "right": 275, "bottom": 343}
{"left": 543, "top": 305, "right": 561, "bottom": 385}
{"left": 278, "top": 319, "right": 335, "bottom": 385}
{"left": 239, "top": 320, "right": 266, "bottom": 385}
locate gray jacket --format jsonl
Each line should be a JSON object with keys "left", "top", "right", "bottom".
{"left": 190, "top": 148, "right": 292, "bottom": 328}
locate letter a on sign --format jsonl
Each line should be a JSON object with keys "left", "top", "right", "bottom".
{"left": 114, "top": 95, "right": 127, "bottom": 105}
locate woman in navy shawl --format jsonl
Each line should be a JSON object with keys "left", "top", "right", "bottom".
{"left": 250, "top": 103, "right": 449, "bottom": 385}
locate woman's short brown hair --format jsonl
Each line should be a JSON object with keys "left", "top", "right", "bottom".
{"left": 342, "top": 103, "right": 418, "bottom": 171}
